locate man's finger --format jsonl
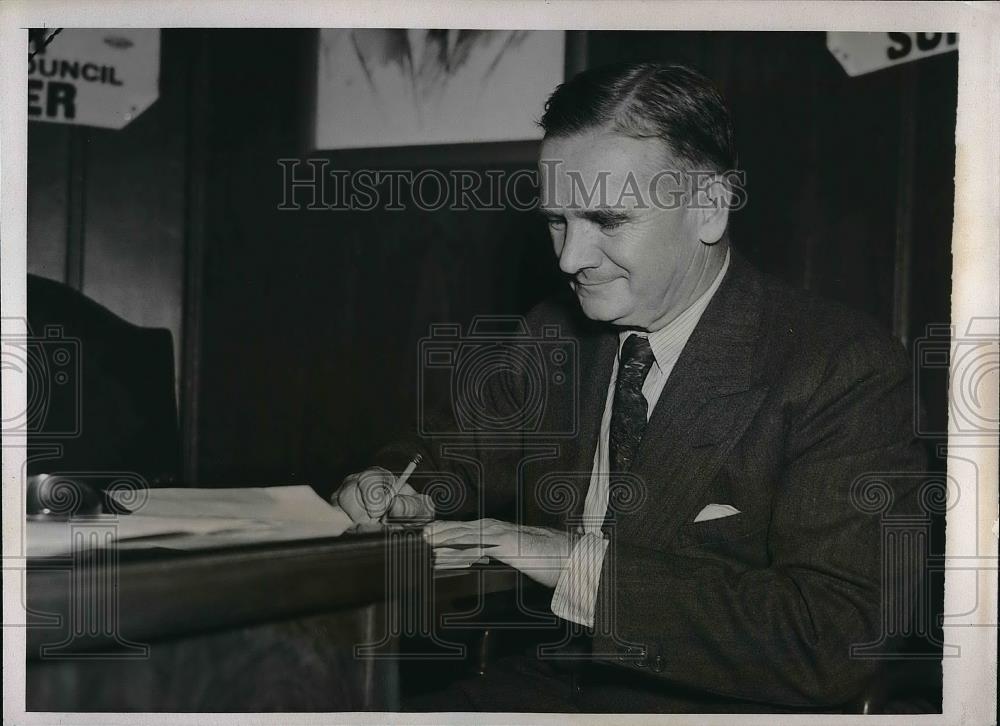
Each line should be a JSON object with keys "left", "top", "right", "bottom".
{"left": 423, "top": 525, "right": 476, "bottom": 545}
{"left": 396, "top": 481, "right": 420, "bottom": 496}
{"left": 343, "top": 486, "right": 385, "bottom": 522}
{"left": 431, "top": 532, "right": 479, "bottom": 546}
{"left": 431, "top": 531, "right": 505, "bottom": 549}
{"left": 433, "top": 545, "right": 485, "bottom": 555}
{"left": 386, "top": 492, "right": 434, "bottom": 522}
{"left": 337, "top": 485, "right": 378, "bottom": 523}
{"left": 423, "top": 519, "right": 480, "bottom": 536}
{"left": 330, "top": 474, "right": 359, "bottom": 506}
{"left": 355, "top": 470, "right": 399, "bottom": 517}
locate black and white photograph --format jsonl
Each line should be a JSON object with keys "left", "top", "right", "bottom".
{"left": 1, "top": 2, "right": 997, "bottom": 723}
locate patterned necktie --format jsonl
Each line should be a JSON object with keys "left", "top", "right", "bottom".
{"left": 609, "top": 334, "right": 656, "bottom": 473}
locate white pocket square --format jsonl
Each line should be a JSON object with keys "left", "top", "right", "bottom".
{"left": 693, "top": 504, "right": 741, "bottom": 522}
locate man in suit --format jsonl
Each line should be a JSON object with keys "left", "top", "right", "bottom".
{"left": 334, "top": 62, "right": 926, "bottom": 712}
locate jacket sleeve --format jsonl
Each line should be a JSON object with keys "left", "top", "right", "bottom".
{"left": 370, "top": 386, "right": 531, "bottom": 521}
{"left": 588, "top": 333, "right": 927, "bottom": 708}
{"left": 370, "top": 323, "right": 540, "bottom": 521}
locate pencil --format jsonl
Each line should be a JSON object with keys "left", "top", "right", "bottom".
{"left": 378, "top": 453, "right": 422, "bottom": 524}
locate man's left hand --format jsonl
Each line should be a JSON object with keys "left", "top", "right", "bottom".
{"left": 424, "top": 518, "right": 578, "bottom": 588}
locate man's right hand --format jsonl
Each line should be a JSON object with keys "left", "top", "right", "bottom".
{"left": 334, "top": 466, "right": 435, "bottom": 525}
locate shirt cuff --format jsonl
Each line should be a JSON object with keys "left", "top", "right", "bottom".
{"left": 550, "top": 533, "right": 610, "bottom": 628}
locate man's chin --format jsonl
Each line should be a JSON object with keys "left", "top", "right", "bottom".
{"left": 575, "top": 293, "right": 628, "bottom": 323}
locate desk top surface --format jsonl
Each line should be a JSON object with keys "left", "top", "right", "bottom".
{"left": 26, "top": 530, "right": 519, "bottom": 658}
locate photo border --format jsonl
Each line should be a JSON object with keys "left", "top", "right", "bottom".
{"left": 2, "top": 2, "right": 996, "bottom": 725}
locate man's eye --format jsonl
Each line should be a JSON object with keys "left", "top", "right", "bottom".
{"left": 600, "top": 222, "right": 623, "bottom": 232}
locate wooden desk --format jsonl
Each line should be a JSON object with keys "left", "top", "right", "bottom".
{"left": 25, "top": 530, "right": 519, "bottom": 711}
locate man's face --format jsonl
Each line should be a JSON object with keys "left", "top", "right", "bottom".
{"left": 538, "top": 128, "right": 713, "bottom": 330}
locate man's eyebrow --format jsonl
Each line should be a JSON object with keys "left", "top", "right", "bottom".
{"left": 578, "top": 209, "right": 632, "bottom": 225}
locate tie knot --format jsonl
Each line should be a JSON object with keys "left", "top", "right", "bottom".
{"left": 620, "top": 333, "right": 655, "bottom": 373}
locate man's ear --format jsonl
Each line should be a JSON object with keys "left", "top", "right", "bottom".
{"left": 695, "top": 173, "right": 732, "bottom": 245}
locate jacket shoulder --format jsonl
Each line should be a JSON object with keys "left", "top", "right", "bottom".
{"left": 753, "top": 268, "right": 910, "bottom": 392}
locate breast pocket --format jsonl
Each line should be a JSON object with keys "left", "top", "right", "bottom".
{"left": 676, "top": 512, "right": 755, "bottom": 549}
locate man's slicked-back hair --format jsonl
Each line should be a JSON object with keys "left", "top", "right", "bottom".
{"left": 539, "top": 62, "right": 737, "bottom": 173}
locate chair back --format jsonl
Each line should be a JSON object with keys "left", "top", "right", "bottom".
{"left": 25, "top": 274, "right": 181, "bottom": 488}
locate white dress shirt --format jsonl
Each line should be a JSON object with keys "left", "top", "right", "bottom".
{"left": 550, "top": 249, "right": 731, "bottom": 627}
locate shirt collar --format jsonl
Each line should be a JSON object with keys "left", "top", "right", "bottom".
{"left": 617, "top": 247, "right": 732, "bottom": 370}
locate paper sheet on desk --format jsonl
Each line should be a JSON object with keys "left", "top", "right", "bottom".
{"left": 111, "top": 485, "right": 349, "bottom": 524}
{"left": 110, "top": 485, "right": 354, "bottom": 551}
{"left": 27, "top": 485, "right": 352, "bottom": 556}
{"left": 26, "top": 513, "right": 273, "bottom": 557}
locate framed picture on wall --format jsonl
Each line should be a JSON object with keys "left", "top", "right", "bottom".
{"left": 314, "top": 29, "right": 566, "bottom": 150}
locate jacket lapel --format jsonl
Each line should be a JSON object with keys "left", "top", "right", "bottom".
{"left": 607, "top": 253, "right": 769, "bottom": 547}
{"left": 523, "top": 298, "right": 618, "bottom": 530}
{"left": 561, "top": 327, "right": 617, "bottom": 525}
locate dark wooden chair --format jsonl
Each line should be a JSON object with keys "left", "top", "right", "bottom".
{"left": 25, "top": 274, "right": 180, "bottom": 488}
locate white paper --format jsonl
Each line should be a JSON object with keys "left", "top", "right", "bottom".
{"left": 26, "top": 485, "right": 352, "bottom": 557}
{"left": 113, "top": 485, "right": 346, "bottom": 523}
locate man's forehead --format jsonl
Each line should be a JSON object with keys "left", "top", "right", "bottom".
{"left": 538, "top": 131, "right": 685, "bottom": 211}
{"left": 539, "top": 131, "right": 673, "bottom": 174}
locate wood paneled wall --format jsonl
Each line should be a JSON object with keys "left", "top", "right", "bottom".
{"left": 26, "top": 32, "right": 190, "bottom": 393}
{"left": 26, "top": 30, "right": 957, "bottom": 490}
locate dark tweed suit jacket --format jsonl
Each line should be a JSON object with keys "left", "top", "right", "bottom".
{"left": 377, "top": 252, "right": 926, "bottom": 712}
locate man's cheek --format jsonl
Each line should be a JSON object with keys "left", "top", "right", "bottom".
{"left": 598, "top": 276, "right": 633, "bottom": 306}
{"left": 578, "top": 281, "right": 633, "bottom": 320}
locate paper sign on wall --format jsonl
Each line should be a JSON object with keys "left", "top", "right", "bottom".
{"left": 827, "top": 32, "right": 957, "bottom": 77}
{"left": 28, "top": 29, "right": 160, "bottom": 129}
{"left": 315, "top": 29, "right": 565, "bottom": 149}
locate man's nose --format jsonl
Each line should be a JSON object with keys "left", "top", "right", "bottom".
{"left": 557, "top": 226, "right": 601, "bottom": 276}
